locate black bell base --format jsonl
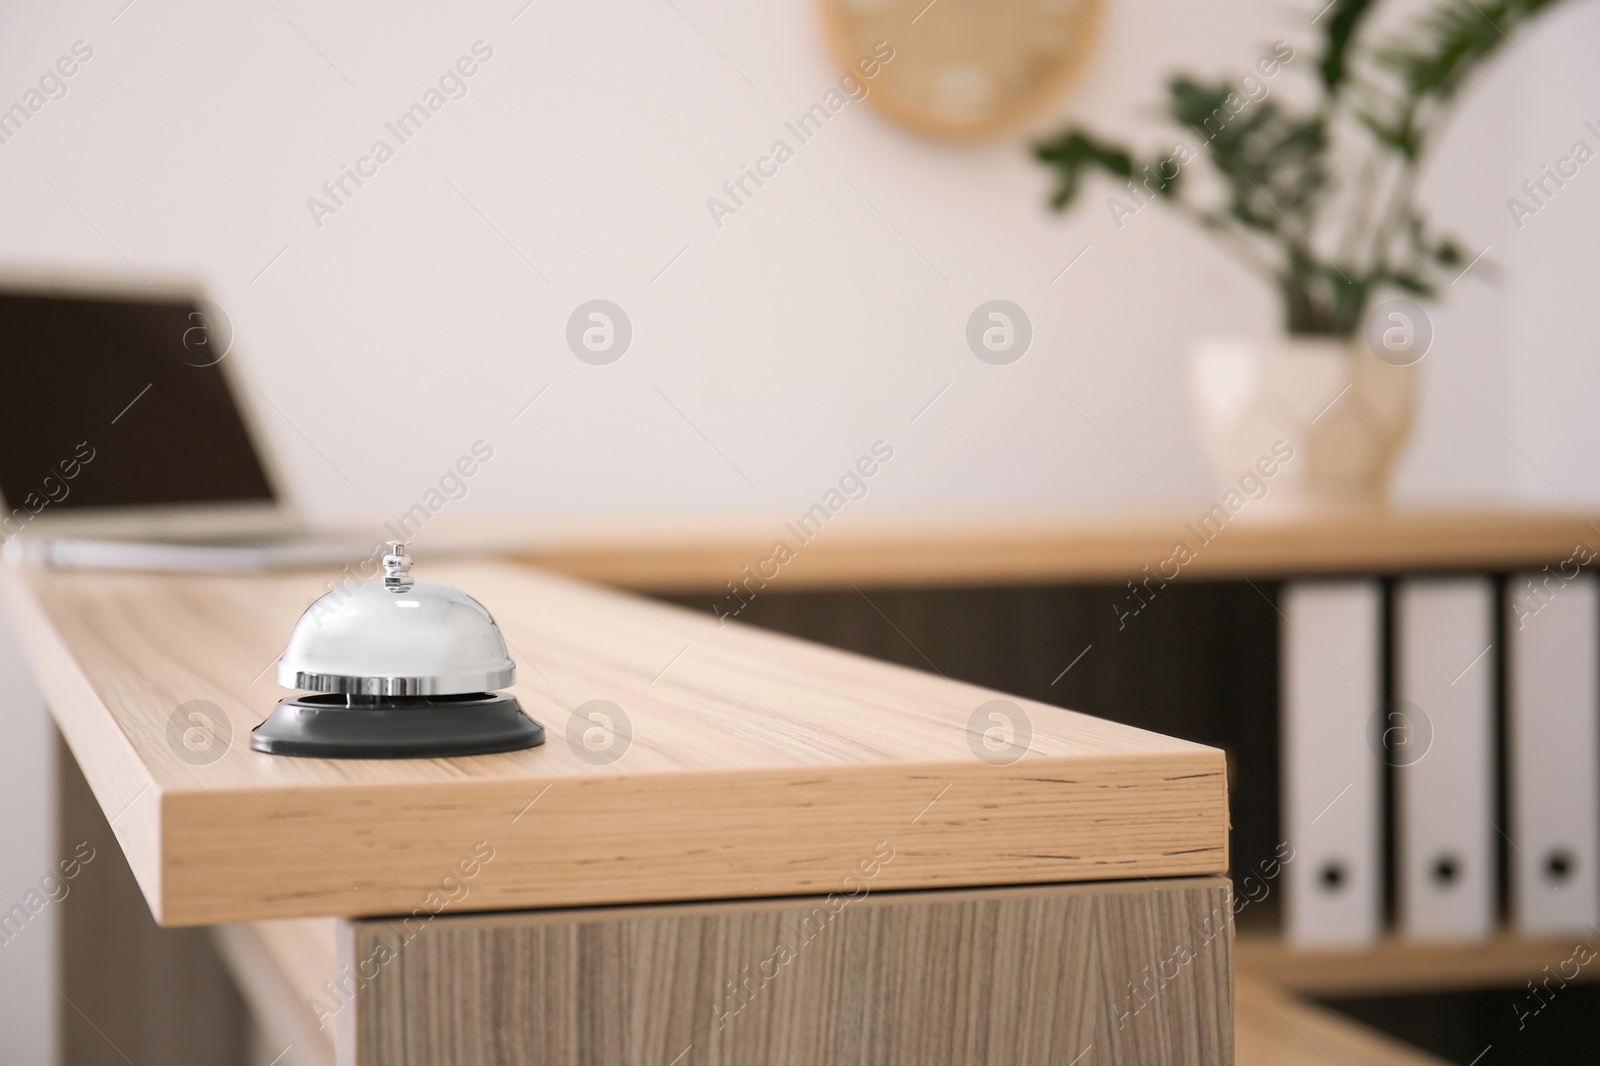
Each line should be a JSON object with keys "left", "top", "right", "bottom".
{"left": 251, "top": 692, "right": 544, "bottom": 759}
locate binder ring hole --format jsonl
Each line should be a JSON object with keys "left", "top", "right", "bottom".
{"left": 1318, "top": 861, "right": 1346, "bottom": 892}
{"left": 1431, "top": 854, "right": 1461, "bottom": 886}
{"left": 1545, "top": 850, "right": 1575, "bottom": 883}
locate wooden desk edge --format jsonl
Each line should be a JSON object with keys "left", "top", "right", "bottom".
{"left": 0, "top": 567, "right": 163, "bottom": 904}
{"left": 9, "top": 560, "right": 1229, "bottom": 926}
{"left": 512, "top": 510, "right": 1600, "bottom": 591}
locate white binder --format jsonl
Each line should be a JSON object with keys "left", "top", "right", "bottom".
{"left": 1395, "top": 577, "right": 1496, "bottom": 941}
{"left": 1282, "top": 581, "right": 1383, "bottom": 946}
{"left": 1508, "top": 570, "right": 1600, "bottom": 935}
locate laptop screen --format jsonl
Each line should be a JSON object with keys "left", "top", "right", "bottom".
{"left": 0, "top": 290, "right": 276, "bottom": 512}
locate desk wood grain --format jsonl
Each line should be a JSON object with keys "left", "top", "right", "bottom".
{"left": 2, "top": 560, "right": 1226, "bottom": 925}
{"left": 506, "top": 509, "right": 1600, "bottom": 590}
{"left": 349, "top": 877, "right": 1234, "bottom": 1066}
{"left": 214, "top": 894, "right": 1452, "bottom": 1066}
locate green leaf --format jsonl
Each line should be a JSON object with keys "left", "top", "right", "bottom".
{"left": 1375, "top": 270, "right": 1436, "bottom": 297}
{"left": 1028, "top": 0, "right": 1568, "bottom": 332}
{"left": 1033, "top": 130, "right": 1136, "bottom": 209}
{"left": 1320, "top": 0, "right": 1379, "bottom": 90}
{"left": 1352, "top": 108, "right": 1414, "bottom": 156}
{"left": 1183, "top": 89, "right": 1329, "bottom": 227}
{"left": 1375, "top": 0, "right": 1569, "bottom": 103}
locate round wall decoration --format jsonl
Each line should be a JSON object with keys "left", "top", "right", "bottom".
{"left": 821, "top": 0, "right": 1103, "bottom": 138}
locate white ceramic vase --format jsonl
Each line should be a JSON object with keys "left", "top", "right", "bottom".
{"left": 1189, "top": 336, "right": 1418, "bottom": 509}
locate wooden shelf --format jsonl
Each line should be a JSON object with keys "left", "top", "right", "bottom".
{"left": 491, "top": 508, "right": 1600, "bottom": 591}
{"left": 0, "top": 559, "right": 1226, "bottom": 926}
{"left": 1236, "top": 976, "right": 1449, "bottom": 1065}
{"left": 1236, "top": 932, "right": 1600, "bottom": 997}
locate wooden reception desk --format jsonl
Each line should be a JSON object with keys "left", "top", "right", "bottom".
{"left": 4, "top": 560, "right": 1233, "bottom": 1065}
{"left": 510, "top": 508, "right": 1600, "bottom": 591}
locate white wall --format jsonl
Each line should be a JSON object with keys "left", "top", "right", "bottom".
{"left": 1505, "top": 2, "right": 1600, "bottom": 499}
{"left": 2, "top": 0, "right": 1590, "bottom": 530}
{"left": 1, "top": 0, "right": 1596, "bottom": 1056}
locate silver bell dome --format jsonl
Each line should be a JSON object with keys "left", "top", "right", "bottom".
{"left": 277, "top": 543, "right": 515, "bottom": 697}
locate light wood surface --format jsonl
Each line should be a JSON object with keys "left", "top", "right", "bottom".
{"left": 349, "top": 877, "right": 1233, "bottom": 1066}
{"left": 213, "top": 920, "right": 338, "bottom": 1066}
{"left": 1234, "top": 977, "right": 1450, "bottom": 1066}
{"left": 1236, "top": 931, "right": 1600, "bottom": 996}
{"left": 57, "top": 733, "right": 251, "bottom": 1066}
{"left": 2, "top": 559, "right": 1226, "bottom": 925}
{"left": 508, "top": 509, "right": 1600, "bottom": 591}
{"left": 213, "top": 901, "right": 1466, "bottom": 1066}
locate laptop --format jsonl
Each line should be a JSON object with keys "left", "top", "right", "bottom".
{"left": 0, "top": 272, "right": 376, "bottom": 571}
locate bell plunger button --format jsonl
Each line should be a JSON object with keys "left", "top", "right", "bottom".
{"left": 382, "top": 540, "right": 415, "bottom": 593}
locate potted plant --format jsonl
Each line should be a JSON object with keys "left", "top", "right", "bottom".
{"left": 1034, "top": 0, "right": 1567, "bottom": 505}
